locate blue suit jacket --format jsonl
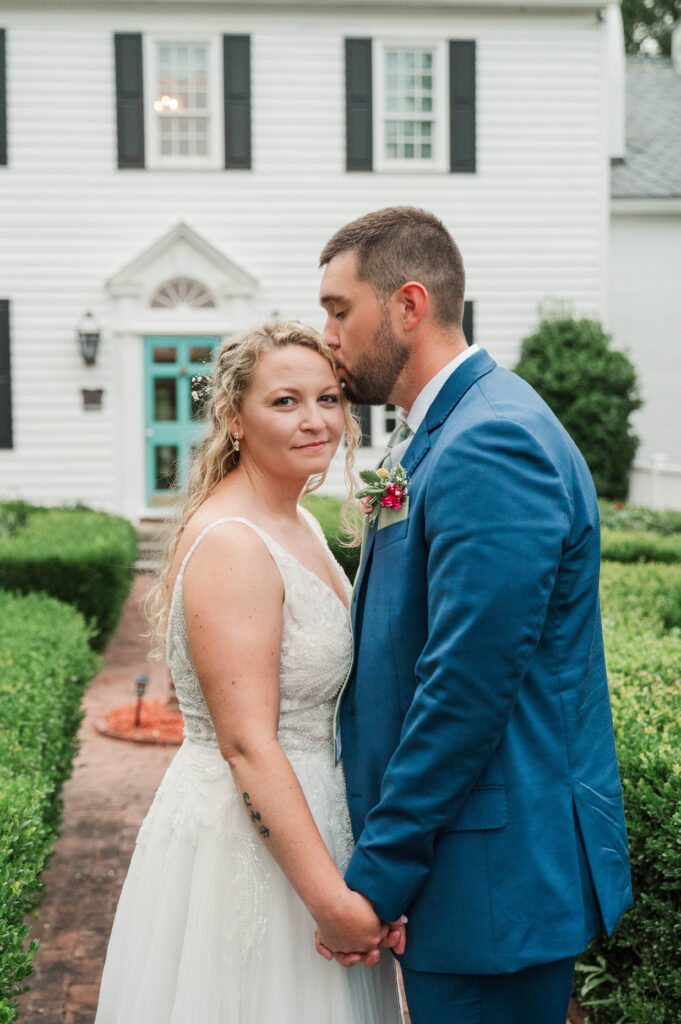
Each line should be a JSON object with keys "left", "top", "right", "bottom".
{"left": 340, "top": 349, "right": 632, "bottom": 975}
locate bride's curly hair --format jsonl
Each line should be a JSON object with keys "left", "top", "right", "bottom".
{"left": 147, "top": 319, "right": 362, "bottom": 647}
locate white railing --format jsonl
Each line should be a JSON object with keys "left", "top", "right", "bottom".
{"left": 629, "top": 457, "right": 681, "bottom": 511}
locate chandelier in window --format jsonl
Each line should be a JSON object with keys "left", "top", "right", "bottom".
{"left": 150, "top": 278, "right": 216, "bottom": 309}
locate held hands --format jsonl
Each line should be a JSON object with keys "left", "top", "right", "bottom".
{"left": 314, "top": 889, "right": 407, "bottom": 968}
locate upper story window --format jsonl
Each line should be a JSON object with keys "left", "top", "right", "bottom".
{"left": 144, "top": 37, "right": 223, "bottom": 169}
{"left": 374, "top": 42, "right": 448, "bottom": 172}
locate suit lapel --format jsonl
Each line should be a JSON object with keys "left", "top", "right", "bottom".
{"left": 352, "top": 349, "right": 496, "bottom": 612}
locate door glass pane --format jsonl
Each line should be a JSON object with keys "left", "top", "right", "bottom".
{"left": 155, "top": 446, "right": 178, "bottom": 490}
{"left": 153, "top": 346, "right": 177, "bottom": 363}
{"left": 189, "top": 345, "right": 213, "bottom": 363}
{"left": 190, "top": 374, "right": 211, "bottom": 422}
{"left": 154, "top": 379, "right": 177, "bottom": 422}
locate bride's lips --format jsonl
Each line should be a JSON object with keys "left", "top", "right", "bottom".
{"left": 294, "top": 440, "right": 328, "bottom": 451}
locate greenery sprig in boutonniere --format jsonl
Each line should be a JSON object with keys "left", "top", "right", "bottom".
{"left": 356, "top": 465, "right": 410, "bottom": 525}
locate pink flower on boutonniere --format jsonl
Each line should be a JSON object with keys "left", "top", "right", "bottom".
{"left": 356, "top": 464, "right": 410, "bottom": 525}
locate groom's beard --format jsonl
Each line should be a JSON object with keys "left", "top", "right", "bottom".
{"left": 339, "top": 313, "right": 410, "bottom": 406}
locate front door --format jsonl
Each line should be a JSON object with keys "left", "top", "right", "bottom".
{"left": 144, "top": 336, "right": 219, "bottom": 505}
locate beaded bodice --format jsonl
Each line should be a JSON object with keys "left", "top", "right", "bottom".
{"left": 166, "top": 511, "right": 353, "bottom": 757}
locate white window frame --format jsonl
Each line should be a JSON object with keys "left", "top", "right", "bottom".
{"left": 370, "top": 406, "right": 397, "bottom": 449}
{"left": 373, "top": 39, "right": 449, "bottom": 173}
{"left": 144, "top": 35, "right": 224, "bottom": 171}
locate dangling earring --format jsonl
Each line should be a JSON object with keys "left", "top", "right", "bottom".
{"left": 233, "top": 432, "right": 240, "bottom": 453}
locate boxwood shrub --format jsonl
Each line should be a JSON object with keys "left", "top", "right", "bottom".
{"left": 301, "top": 494, "right": 360, "bottom": 581}
{"left": 576, "top": 563, "right": 681, "bottom": 1022}
{"left": 0, "top": 505, "right": 137, "bottom": 651}
{"left": 0, "top": 590, "right": 98, "bottom": 1018}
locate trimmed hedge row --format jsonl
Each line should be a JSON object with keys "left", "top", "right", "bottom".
{"left": 577, "top": 563, "right": 681, "bottom": 1022}
{"left": 598, "top": 500, "right": 681, "bottom": 537}
{"left": 0, "top": 591, "right": 99, "bottom": 1019}
{"left": 0, "top": 505, "right": 137, "bottom": 651}
{"left": 601, "top": 529, "right": 681, "bottom": 565}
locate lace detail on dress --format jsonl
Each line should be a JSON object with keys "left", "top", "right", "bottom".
{"left": 166, "top": 513, "right": 353, "bottom": 760}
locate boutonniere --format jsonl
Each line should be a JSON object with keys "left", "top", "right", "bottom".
{"left": 356, "top": 465, "right": 410, "bottom": 526}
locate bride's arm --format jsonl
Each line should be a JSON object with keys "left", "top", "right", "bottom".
{"left": 182, "top": 523, "right": 389, "bottom": 956}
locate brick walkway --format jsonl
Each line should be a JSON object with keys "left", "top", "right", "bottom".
{"left": 17, "top": 574, "right": 584, "bottom": 1023}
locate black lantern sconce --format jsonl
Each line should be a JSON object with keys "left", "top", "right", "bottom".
{"left": 77, "top": 311, "right": 101, "bottom": 366}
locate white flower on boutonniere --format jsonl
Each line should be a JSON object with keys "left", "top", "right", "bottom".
{"left": 356, "top": 465, "right": 410, "bottom": 526}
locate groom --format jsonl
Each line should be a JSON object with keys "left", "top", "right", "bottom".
{"left": 316, "top": 208, "right": 632, "bottom": 1023}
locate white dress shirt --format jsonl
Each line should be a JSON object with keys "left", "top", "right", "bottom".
{"left": 390, "top": 344, "right": 480, "bottom": 465}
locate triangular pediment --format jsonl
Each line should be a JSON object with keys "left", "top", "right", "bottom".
{"left": 106, "top": 221, "right": 258, "bottom": 303}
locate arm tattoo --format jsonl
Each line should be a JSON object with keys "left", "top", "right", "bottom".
{"left": 242, "top": 792, "right": 271, "bottom": 839}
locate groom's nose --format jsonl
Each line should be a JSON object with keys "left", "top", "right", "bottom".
{"left": 322, "top": 316, "right": 339, "bottom": 350}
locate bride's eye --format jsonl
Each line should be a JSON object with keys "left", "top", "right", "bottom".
{"left": 319, "top": 394, "right": 340, "bottom": 404}
{"left": 273, "top": 396, "right": 295, "bottom": 407}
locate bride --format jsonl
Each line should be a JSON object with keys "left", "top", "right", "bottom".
{"left": 94, "top": 321, "right": 404, "bottom": 1023}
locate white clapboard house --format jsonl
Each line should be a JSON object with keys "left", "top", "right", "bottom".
{"left": 1, "top": 0, "right": 671, "bottom": 519}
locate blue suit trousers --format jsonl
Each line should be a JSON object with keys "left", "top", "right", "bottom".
{"left": 401, "top": 957, "right": 576, "bottom": 1024}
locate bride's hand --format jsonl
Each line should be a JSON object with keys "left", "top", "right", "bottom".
{"left": 314, "top": 889, "right": 388, "bottom": 961}
{"left": 315, "top": 904, "right": 407, "bottom": 968}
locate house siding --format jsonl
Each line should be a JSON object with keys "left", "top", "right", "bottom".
{"left": 0, "top": 3, "right": 608, "bottom": 513}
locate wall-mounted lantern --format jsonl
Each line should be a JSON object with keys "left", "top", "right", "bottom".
{"left": 77, "top": 311, "right": 101, "bottom": 366}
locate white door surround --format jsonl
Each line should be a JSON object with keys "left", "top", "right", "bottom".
{"left": 105, "top": 221, "right": 259, "bottom": 521}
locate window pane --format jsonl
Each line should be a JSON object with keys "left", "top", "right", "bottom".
{"left": 155, "top": 445, "right": 178, "bottom": 490}
{"left": 154, "top": 379, "right": 177, "bottom": 422}
{"left": 383, "top": 47, "right": 436, "bottom": 160}
{"left": 155, "top": 41, "right": 212, "bottom": 159}
{"left": 189, "top": 346, "right": 214, "bottom": 363}
{"left": 153, "top": 346, "right": 177, "bottom": 363}
{"left": 384, "top": 404, "right": 397, "bottom": 432}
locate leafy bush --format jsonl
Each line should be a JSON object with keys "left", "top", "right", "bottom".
{"left": 601, "top": 529, "right": 681, "bottom": 565}
{"left": 598, "top": 501, "right": 681, "bottom": 537}
{"left": 0, "top": 590, "right": 98, "bottom": 1017}
{"left": 0, "top": 505, "right": 137, "bottom": 650}
{"left": 576, "top": 563, "right": 681, "bottom": 1022}
{"left": 514, "top": 317, "right": 641, "bottom": 500}
{"left": 301, "top": 494, "right": 360, "bottom": 581}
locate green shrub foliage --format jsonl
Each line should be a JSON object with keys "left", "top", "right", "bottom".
{"left": 0, "top": 591, "right": 98, "bottom": 1016}
{"left": 577, "top": 563, "right": 681, "bottom": 1022}
{"left": 301, "top": 494, "right": 360, "bottom": 581}
{"left": 0, "top": 505, "right": 137, "bottom": 651}
{"left": 514, "top": 317, "right": 641, "bottom": 500}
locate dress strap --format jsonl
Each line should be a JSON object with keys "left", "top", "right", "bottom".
{"left": 173, "top": 517, "right": 284, "bottom": 604}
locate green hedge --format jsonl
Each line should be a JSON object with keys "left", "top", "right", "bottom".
{"left": 0, "top": 505, "right": 137, "bottom": 651}
{"left": 301, "top": 494, "right": 360, "bottom": 581}
{"left": 601, "top": 529, "right": 681, "bottom": 565}
{"left": 576, "top": 563, "right": 681, "bottom": 1022}
{"left": 0, "top": 591, "right": 98, "bottom": 1019}
{"left": 598, "top": 501, "right": 681, "bottom": 537}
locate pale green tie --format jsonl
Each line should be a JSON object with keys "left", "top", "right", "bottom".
{"left": 379, "top": 418, "right": 413, "bottom": 469}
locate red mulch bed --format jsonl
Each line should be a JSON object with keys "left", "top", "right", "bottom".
{"left": 96, "top": 698, "right": 184, "bottom": 745}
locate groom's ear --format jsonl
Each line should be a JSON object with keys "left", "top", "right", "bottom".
{"left": 396, "top": 281, "right": 428, "bottom": 332}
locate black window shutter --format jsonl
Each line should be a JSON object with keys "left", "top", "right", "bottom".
{"left": 463, "top": 300, "right": 474, "bottom": 345}
{"left": 223, "top": 35, "right": 251, "bottom": 169}
{"left": 0, "top": 29, "right": 7, "bottom": 167}
{"left": 114, "top": 33, "right": 145, "bottom": 169}
{"left": 449, "top": 40, "right": 476, "bottom": 173}
{"left": 0, "top": 300, "right": 12, "bottom": 449}
{"left": 345, "top": 39, "right": 373, "bottom": 171}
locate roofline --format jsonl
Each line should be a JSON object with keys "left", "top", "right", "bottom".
{"left": 611, "top": 197, "right": 681, "bottom": 215}
{"left": 3, "top": 0, "right": 617, "bottom": 10}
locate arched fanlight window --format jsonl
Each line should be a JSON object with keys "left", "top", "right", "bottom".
{"left": 150, "top": 277, "right": 216, "bottom": 309}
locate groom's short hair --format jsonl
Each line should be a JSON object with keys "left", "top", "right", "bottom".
{"left": 319, "top": 206, "right": 465, "bottom": 328}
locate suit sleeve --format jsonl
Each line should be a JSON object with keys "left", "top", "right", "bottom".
{"left": 344, "top": 415, "right": 572, "bottom": 921}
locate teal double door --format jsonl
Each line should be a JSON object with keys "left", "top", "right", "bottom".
{"left": 144, "top": 336, "right": 219, "bottom": 505}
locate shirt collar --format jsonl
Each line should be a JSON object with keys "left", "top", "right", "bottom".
{"left": 398, "top": 344, "right": 480, "bottom": 434}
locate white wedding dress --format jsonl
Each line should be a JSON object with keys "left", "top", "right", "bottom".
{"left": 94, "top": 511, "right": 402, "bottom": 1024}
